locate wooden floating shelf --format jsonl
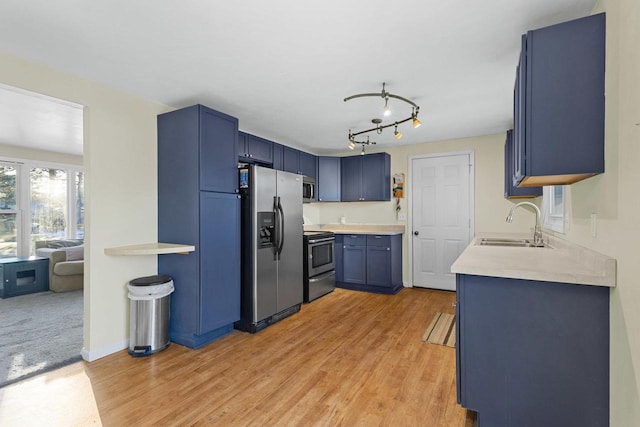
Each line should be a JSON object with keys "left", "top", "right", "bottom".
{"left": 104, "top": 243, "right": 195, "bottom": 256}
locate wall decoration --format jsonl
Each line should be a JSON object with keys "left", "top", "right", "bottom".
{"left": 393, "top": 173, "right": 404, "bottom": 198}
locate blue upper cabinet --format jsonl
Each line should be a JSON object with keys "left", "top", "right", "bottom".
{"left": 282, "top": 146, "right": 317, "bottom": 179}
{"left": 504, "top": 130, "right": 541, "bottom": 199}
{"left": 514, "top": 13, "right": 605, "bottom": 187}
{"left": 237, "top": 132, "right": 273, "bottom": 165}
{"left": 199, "top": 106, "right": 239, "bottom": 193}
{"left": 340, "top": 156, "right": 362, "bottom": 201}
{"left": 283, "top": 146, "right": 300, "bottom": 174}
{"left": 272, "top": 143, "right": 283, "bottom": 170}
{"left": 317, "top": 156, "right": 341, "bottom": 202}
{"left": 299, "top": 151, "right": 317, "bottom": 179}
{"left": 340, "top": 153, "right": 390, "bottom": 202}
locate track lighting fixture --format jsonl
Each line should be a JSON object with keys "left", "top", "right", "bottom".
{"left": 346, "top": 133, "right": 376, "bottom": 154}
{"left": 412, "top": 108, "right": 421, "bottom": 128}
{"left": 344, "top": 82, "right": 421, "bottom": 149}
{"left": 394, "top": 124, "right": 403, "bottom": 140}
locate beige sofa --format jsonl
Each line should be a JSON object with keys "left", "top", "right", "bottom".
{"left": 35, "top": 239, "right": 84, "bottom": 292}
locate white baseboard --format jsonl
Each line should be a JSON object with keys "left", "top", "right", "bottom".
{"left": 403, "top": 281, "right": 412, "bottom": 288}
{"left": 81, "top": 339, "right": 128, "bottom": 362}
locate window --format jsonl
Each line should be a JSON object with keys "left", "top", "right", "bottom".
{"left": 30, "top": 167, "right": 68, "bottom": 245}
{"left": 0, "top": 164, "right": 18, "bottom": 257}
{"left": 542, "top": 185, "right": 565, "bottom": 233}
{"left": 0, "top": 159, "right": 83, "bottom": 258}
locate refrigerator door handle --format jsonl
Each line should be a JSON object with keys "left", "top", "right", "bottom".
{"left": 273, "top": 196, "right": 280, "bottom": 261}
{"left": 277, "top": 197, "right": 285, "bottom": 257}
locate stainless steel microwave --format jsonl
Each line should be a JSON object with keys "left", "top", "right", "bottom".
{"left": 303, "top": 176, "right": 315, "bottom": 203}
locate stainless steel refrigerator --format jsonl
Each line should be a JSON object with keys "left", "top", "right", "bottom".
{"left": 235, "top": 165, "right": 303, "bottom": 333}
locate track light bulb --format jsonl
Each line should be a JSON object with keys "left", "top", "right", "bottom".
{"left": 383, "top": 98, "right": 391, "bottom": 117}
{"left": 361, "top": 145, "right": 365, "bottom": 155}
{"left": 413, "top": 117, "right": 421, "bottom": 128}
{"left": 348, "top": 142, "right": 355, "bottom": 150}
{"left": 394, "top": 124, "right": 403, "bottom": 140}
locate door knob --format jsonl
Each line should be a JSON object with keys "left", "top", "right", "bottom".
{"left": 414, "top": 231, "right": 419, "bottom": 236}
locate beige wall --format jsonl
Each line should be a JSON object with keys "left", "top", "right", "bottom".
{"left": 0, "top": 51, "right": 172, "bottom": 360}
{"left": 304, "top": 133, "right": 537, "bottom": 284}
{"left": 565, "top": 0, "right": 640, "bottom": 424}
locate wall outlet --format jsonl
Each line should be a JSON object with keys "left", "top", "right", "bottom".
{"left": 397, "top": 212, "right": 406, "bottom": 221}
{"left": 590, "top": 213, "right": 597, "bottom": 237}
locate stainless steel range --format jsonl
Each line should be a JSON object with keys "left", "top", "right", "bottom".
{"left": 303, "top": 231, "right": 335, "bottom": 303}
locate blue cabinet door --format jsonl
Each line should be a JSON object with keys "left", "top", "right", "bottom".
{"left": 237, "top": 131, "right": 248, "bottom": 159}
{"left": 282, "top": 146, "right": 300, "bottom": 174}
{"left": 504, "top": 130, "right": 541, "bottom": 198}
{"left": 513, "top": 36, "right": 527, "bottom": 186}
{"left": 340, "top": 156, "right": 362, "bottom": 201}
{"left": 199, "top": 106, "right": 239, "bottom": 194}
{"left": 317, "top": 156, "right": 341, "bottom": 202}
{"left": 272, "top": 143, "right": 283, "bottom": 170}
{"left": 515, "top": 13, "right": 605, "bottom": 186}
{"left": 334, "top": 235, "right": 344, "bottom": 282}
{"left": 246, "top": 134, "right": 273, "bottom": 164}
{"left": 299, "top": 151, "right": 317, "bottom": 180}
{"left": 362, "top": 153, "right": 390, "bottom": 201}
{"left": 342, "top": 245, "right": 366, "bottom": 284}
{"left": 199, "top": 192, "right": 241, "bottom": 335}
{"left": 366, "top": 246, "right": 391, "bottom": 287}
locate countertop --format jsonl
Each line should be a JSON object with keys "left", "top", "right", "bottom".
{"left": 303, "top": 224, "right": 405, "bottom": 235}
{"left": 104, "top": 243, "right": 195, "bottom": 256}
{"left": 451, "top": 232, "right": 616, "bottom": 287}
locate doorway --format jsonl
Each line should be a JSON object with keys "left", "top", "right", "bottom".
{"left": 0, "top": 84, "right": 84, "bottom": 387}
{"left": 410, "top": 151, "right": 474, "bottom": 291}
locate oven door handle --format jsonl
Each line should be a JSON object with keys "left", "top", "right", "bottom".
{"left": 308, "top": 270, "right": 336, "bottom": 283}
{"left": 307, "top": 237, "right": 335, "bottom": 244}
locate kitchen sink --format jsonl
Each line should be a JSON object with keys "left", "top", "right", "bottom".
{"left": 477, "top": 237, "right": 545, "bottom": 248}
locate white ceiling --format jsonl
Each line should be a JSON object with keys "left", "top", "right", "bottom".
{"left": 0, "top": 0, "right": 596, "bottom": 156}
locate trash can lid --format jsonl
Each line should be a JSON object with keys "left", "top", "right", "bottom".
{"left": 130, "top": 274, "right": 172, "bottom": 286}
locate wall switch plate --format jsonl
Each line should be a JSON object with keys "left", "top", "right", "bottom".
{"left": 398, "top": 212, "right": 406, "bottom": 221}
{"left": 590, "top": 213, "right": 597, "bottom": 237}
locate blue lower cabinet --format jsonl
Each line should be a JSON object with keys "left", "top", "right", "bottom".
{"left": 343, "top": 245, "right": 366, "bottom": 285}
{"left": 335, "top": 234, "right": 402, "bottom": 294}
{"left": 456, "top": 274, "right": 609, "bottom": 426}
{"left": 160, "top": 192, "right": 241, "bottom": 349}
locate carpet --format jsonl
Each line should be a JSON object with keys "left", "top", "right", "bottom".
{"left": 0, "top": 290, "right": 83, "bottom": 388}
{"left": 423, "top": 312, "right": 456, "bottom": 347}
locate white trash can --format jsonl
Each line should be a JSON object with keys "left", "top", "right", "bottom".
{"left": 127, "top": 275, "right": 174, "bottom": 357}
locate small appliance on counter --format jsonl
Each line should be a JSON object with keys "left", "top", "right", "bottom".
{"left": 303, "top": 230, "right": 335, "bottom": 303}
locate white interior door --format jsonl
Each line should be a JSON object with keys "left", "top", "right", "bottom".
{"left": 411, "top": 153, "right": 472, "bottom": 291}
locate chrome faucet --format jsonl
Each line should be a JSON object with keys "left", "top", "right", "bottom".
{"left": 506, "top": 201, "right": 544, "bottom": 247}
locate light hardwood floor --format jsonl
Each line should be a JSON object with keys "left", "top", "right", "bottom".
{"left": 0, "top": 287, "right": 471, "bottom": 426}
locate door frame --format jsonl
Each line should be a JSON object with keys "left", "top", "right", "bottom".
{"left": 407, "top": 150, "right": 475, "bottom": 288}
